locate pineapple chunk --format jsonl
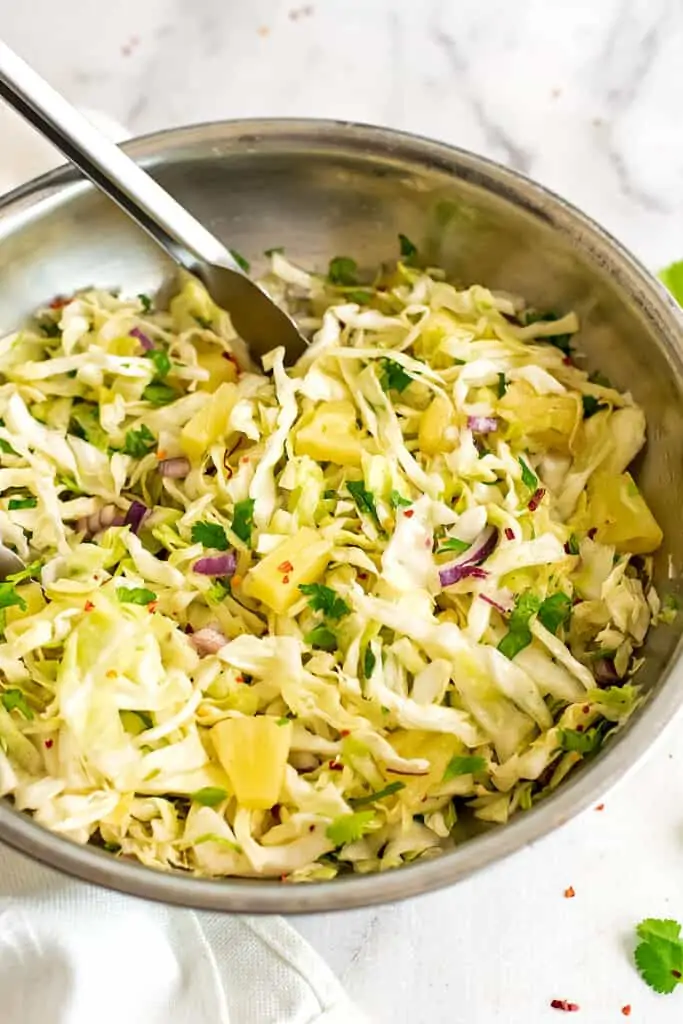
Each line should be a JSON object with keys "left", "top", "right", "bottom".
{"left": 418, "top": 394, "right": 456, "bottom": 455}
{"left": 587, "top": 471, "right": 663, "bottom": 554}
{"left": 390, "top": 730, "right": 464, "bottom": 802}
{"left": 294, "top": 401, "right": 364, "bottom": 467}
{"left": 243, "top": 527, "right": 332, "bottom": 613}
{"left": 180, "top": 381, "right": 238, "bottom": 462}
{"left": 211, "top": 716, "right": 292, "bottom": 809}
{"left": 498, "top": 382, "right": 580, "bottom": 452}
{"left": 194, "top": 339, "right": 238, "bottom": 392}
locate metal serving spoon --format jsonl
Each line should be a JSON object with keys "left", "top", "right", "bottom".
{"left": 0, "top": 40, "right": 306, "bottom": 364}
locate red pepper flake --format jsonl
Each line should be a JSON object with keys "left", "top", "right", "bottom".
{"left": 44, "top": 739, "right": 53, "bottom": 749}
{"left": 241, "top": 456, "right": 250, "bottom": 464}
{"left": 527, "top": 487, "right": 546, "bottom": 512}
{"left": 328, "top": 760, "right": 343, "bottom": 771}
{"left": 504, "top": 527, "right": 515, "bottom": 540}
{"left": 403, "top": 509, "right": 414, "bottom": 519}
{"left": 357, "top": 572, "right": 367, "bottom": 581}
{"left": 49, "top": 295, "right": 69, "bottom": 309}
{"left": 147, "top": 601, "right": 158, "bottom": 613}
{"left": 673, "top": 970, "right": 682, "bottom": 979}
{"left": 277, "top": 560, "right": 294, "bottom": 573}
{"left": 84, "top": 600, "right": 94, "bottom": 612}
{"left": 156, "top": 449, "right": 167, "bottom": 460}
{"left": 235, "top": 675, "right": 245, "bottom": 684}
{"left": 280, "top": 873, "right": 289, "bottom": 882}
{"left": 550, "top": 999, "right": 579, "bottom": 1012}
{"left": 222, "top": 352, "right": 238, "bottom": 365}
{"left": 582, "top": 705, "right": 590, "bottom": 714}
{"left": 595, "top": 803, "right": 605, "bottom": 812}
{"left": 564, "top": 886, "right": 576, "bottom": 898}
{"left": 587, "top": 527, "right": 597, "bottom": 540}
{"left": 282, "top": 574, "right": 290, "bottom": 584}
{"left": 575, "top": 724, "right": 584, "bottom": 732}
{"left": 621, "top": 1007, "right": 631, "bottom": 1018}
{"left": 563, "top": 356, "right": 573, "bottom": 366}
{"left": 339, "top": 729, "right": 350, "bottom": 737}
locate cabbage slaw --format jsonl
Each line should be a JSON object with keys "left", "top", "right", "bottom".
{"left": 0, "top": 248, "right": 665, "bottom": 881}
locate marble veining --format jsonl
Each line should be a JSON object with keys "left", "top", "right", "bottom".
{"left": 1, "top": 2, "right": 683, "bottom": 1021}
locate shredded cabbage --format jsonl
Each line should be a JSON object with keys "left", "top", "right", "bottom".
{"left": 0, "top": 253, "right": 665, "bottom": 881}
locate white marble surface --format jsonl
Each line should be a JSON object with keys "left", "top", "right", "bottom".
{"left": 2, "top": 1, "right": 683, "bottom": 1020}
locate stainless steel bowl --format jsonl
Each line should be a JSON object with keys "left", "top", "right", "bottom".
{"left": 1, "top": 119, "right": 682, "bottom": 914}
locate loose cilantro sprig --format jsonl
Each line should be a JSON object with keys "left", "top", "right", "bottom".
{"left": 328, "top": 256, "right": 358, "bottom": 286}
{"left": 437, "top": 537, "right": 470, "bottom": 556}
{"left": 443, "top": 755, "right": 486, "bottom": 781}
{"left": 497, "top": 592, "right": 541, "bottom": 660}
{"left": 298, "top": 583, "right": 350, "bottom": 620}
{"left": 326, "top": 811, "right": 374, "bottom": 846}
{"left": 304, "top": 625, "right": 338, "bottom": 651}
{"left": 537, "top": 592, "right": 572, "bottom": 635}
{"left": 122, "top": 424, "right": 156, "bottom": 458}
{"left": 1, "top": 689, "right": 33, "bottom": 719}
{"left": 191, "top": 521, "right": 229, "bottom": 551}
{"left": 347, "top": 480, "right": 380, "bottom": 527}
{"left": 634, "top": 918, "right": 683, "bottom": 994}
{"left": 518, "top": 457, "right": 538, "bottom": 493}
{"left": 380, "top": 359, "right": 412, "bottom": 394}
{"left": 117, "top": 587, "right": 157, "bottom": 606}
{"left": 231, "top": 498, "right": 255, "bottom": 546}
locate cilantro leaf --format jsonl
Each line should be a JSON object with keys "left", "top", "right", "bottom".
{"left": 389, "top": 490, "right": 411, "bottom": 509}
{"left": 138, "top": 293, "right": 153, "bottom": 313}
{"left": 522, "top": 310, "right": 572, "bottom": 355}
{"left": 443, "top": 754, "right": 486, "bottom": 781}
{"left": 380, "top": 359, "right": 412, "bottom": 393}
{"left": 398, "top": 233, "right": 418, "bottom": 264}
{"left": 1, "top": 689, "right": 33, "bottom": 719}
{"left": 0, "top": 437, "right": 17, "bottom": 455}
{"left": 518, "top": 457, "right": 538, "bottom": 492}
{"left": 326, "top": 811, "right": 375, "bottom": 846}
{"left": 5, "top": 561, "right": 41, "bottom": 585}
{"left": 567, "top": 534, "right": 580, "bottom": 555}
{"left": 122, "top": 424, "right": 156, "bottom": 458}
{"left": 191, "top": 521, "right": 229, "bottom": 551}
{"left": 659, "top": 261, "right": 683, "bottom": 306}
{"left": 191, "top": 786, "right": 228, "bottom": 807}
{"left": 346, "top": 289, "right": 373, "bottom": 305}
{"left": 582, "top": 394, "right": 607, "bottom": 419}
{"left": 347, "top": 480, "right": 380, "bottom": 526}
{"left": 70, "top": 404, "right": 109, "bottom": 450}
{"left": 304, "top": 625, "right": 338, "bottom": 651}
{"left": 634, "top": 917, "right": 683, "bottom": 994}
{"left": 351, "top": 781, "right": 405, "bottom": 807}
{"left": 231, "top": 498, "right": 255, "bottom": 546}
{"left": 497, "top": 592, "right": 541, "bottom": 660}
{"left": 437, "top": 537, "right": 470, "bottom": 555}
{"left": 8, "top": 496, "right": 37, "bottom": 510}
{"left": 497, "top": 372, "right": 507, "bottom": 398}
{"left": 298, "top": 583, "right": 350, "bottom": 620}
{"left": 537, "top": 592, "right": 572, "bottom": 635}
{"left": 117, "top": 586, "right": 157, "bottom": 606}
{"left": 363, "top": 647, "right": 376, "bottom": 679}
{"left": 145, "top": 348, "right": 171, "bottom": 379}
{"left": 229, "top": 249, "right": 251, "bottom": 273}
{"left": 143, "top": 383, "right": 178, "bottom": 406}
{"left": 328, "top": 256, "right": 358, "bottom": 286}
{"left": 0, "top": 583, "right": 27, "bottom": 612}
{"left": 558, "top": 725, "right": 608, "bottom": 756}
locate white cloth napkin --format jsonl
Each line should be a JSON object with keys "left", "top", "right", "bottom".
{"left": 0, "top": 109, "right": 368, "bottom": 1024}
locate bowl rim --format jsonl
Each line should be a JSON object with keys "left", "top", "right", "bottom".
{"left": 1, "top": 116, "right": 683, "bottom": 914}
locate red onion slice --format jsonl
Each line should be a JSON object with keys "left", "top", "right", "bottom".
{"left": 467, "top": 415, "right": 498, "bottom": 433}
{"left": 189, "top": 626, "right": 227, "bottom": 655}
{"left": 130, "top": 326, "right": 154, "bottom": 351}
{"left": 193, "top": 552, "right": 237, "bottom": 576}
{"left": 124, "top": 500, "right": 149, "bottom": 535}
{"left": 158, "top": 457, "right": 190, "bottom": 478}
{"left": 438, "top": 525, "right": 498, "bottom": 588}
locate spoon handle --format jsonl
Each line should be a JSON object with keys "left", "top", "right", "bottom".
{"left": 0, "top": 40, "right": 241, "bottom": 275}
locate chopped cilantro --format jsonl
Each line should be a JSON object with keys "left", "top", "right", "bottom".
{"left": 497, "top": 592, "right": 541, "bottom": 660}
{"left": 380, "top": 359, "right": 412, "bottom": 393}
{"left": 518, "top": 457, "right": 538, "bottom": 492}
{"left": 1, "top": 689, "right": 33, "bottom": 719}
{"left": 346, "top": 289, "right": 373, "bottom": 305}
{"left": 229, "top": 249, "right": 251, "bottom": 273}
{"left": 351, "top": 781, "right": 406, "bottom": 807}
{"left": 328, "top": 256, "right": 358, "bottom": 286}
{"left": 8, "top": 496, "right": 37, "bottom": 510}
{"left": 582, "top": 394, "right": 606, "bottom": 418}
{"left": 275, "top": 716, "right": 292, "bottom": 726}
{"left": 206, "top": 579, "right": 231, "bottom": 603}
{"left": 523, "top": 310, "right": 572, "bottom": 355}
{"left": 537, "top": 592, "right": 572, "bottom": 635}
{"left": 145, "top": 348, "right": 171, "bottom": 379}
{"left": 347, "top": 480, "right": 380, "bottom": 526}
{"left": 567, "top": 534, "right": 580, "bottom": 555}
{"left": 117, "top": 586, "right": 157, "bottom": 605}
{"left": 191, "top": 521, "right": 229, "bottom": 551}
{"left": 40, "top": 320, "right": 62, "bottom": 338}
{"left": 70, "top": 404, "right": 109, "bottom": 450}
{"left": 122, "top": 424, "right": 156, "bottom": 458}
{"left": 0, "top": 583, "right": 27, "bottom": 613}
{"left": 304, "top": 625, "right": 338, "bottom": 651}
{"left": 191, "top": 786, "right": 228, "bottom": 807}
{"left": 142, "top": 383, "right": 178, "bottom": 406}
{"left": 363, "top": 647, "right": 376, "bottom": 679}
{"left": 137, "top": 293, "right": 153, "bottom": 313}
{"left": 103, "top": 842, "right": 122, "bottom": 854}
{"left": 398, "top": 233, "right": 418, "bottom": 264}
{"left": 326, "top": 811, "right": 375, "bottom": 846}
{"left": 497, "top": 372, "right": 507, "bottom": 398}
{"left": 558, "top": 724, "right": 608, "bottom": 756}
{"left": 231, "top": 498, "right": 255, "bottom": 546}
{"left": 443, "top": 754, "right": 486, "bottom": 781}
{"left": 389, "top": 490, "right": 412, "bottom": 509}
{"left": 298, "top": 583, "right": 350, "bottom": 620}
{"left": 634, "top": 918, "right": 683, "bottom": 994}
{"left": 437, "top": 537, "right": 470, "bottom": 555}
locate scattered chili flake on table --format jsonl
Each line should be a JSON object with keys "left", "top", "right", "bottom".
{"left": 564, "top": 886, "right": 576, "bottom": 898}
{"left": 621, "top": 1007, "right": 631, "bottom": 1017}
{"left": 550, "top": 998, "right": 580, "bottom": 1012}
{"left": 595, "top": 803, "right": 605, "bottom": 812}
